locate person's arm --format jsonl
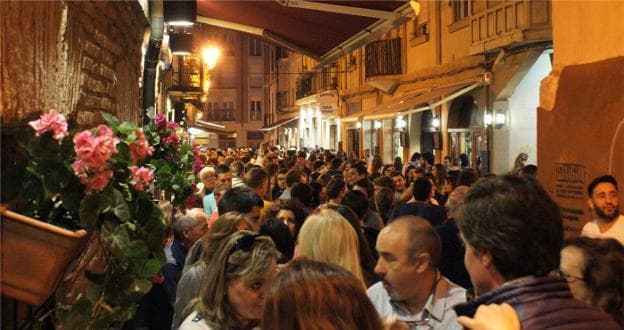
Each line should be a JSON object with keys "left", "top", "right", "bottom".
{"left": 399, "top": 188, "right": 412, "bottom": 202}
{"left": 457, "top": 304, "right": 520, "bottom": 330}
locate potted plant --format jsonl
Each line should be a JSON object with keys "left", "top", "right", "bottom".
{"left": 1, "top": 109, "right": 198, "bottom": 328}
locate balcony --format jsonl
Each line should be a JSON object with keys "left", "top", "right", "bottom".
{"left": 365, "top": 38, "right": 402, "bottom": 78}
{"left": 469, "top": 0, "right": 552, "bottom": 55}
{"left": 295, "top": 67, "right": 338, "bottom": 101}
{"left": 203, "top": 109, "right": 236, "bottom": 122}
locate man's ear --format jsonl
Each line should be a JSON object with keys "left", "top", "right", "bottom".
{"left": 414, "top": 252, "right": 431, "bottom": 273}
{"left": 480, "top": 250, "right": 494, "bottom": 269}
{"left": 587, "top": 198, "right": 595, "bottom": 210}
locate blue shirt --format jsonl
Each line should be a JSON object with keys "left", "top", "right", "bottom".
{"left": 202, "top": 193, "right": 217, "bottom": 216}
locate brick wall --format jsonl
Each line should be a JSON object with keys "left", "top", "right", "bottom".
{"left": 0, "top": 0, "right": 147, "bottom": 128}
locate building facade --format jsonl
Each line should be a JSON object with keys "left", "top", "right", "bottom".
{"left": 267, "top": 0, "right": 553, "bottom": 174}
{"left": 163, "top": 25, "right": 271, "bottom": 148}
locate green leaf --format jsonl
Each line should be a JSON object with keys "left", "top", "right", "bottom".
{"left": 85, "top": 285, "right": 103, "bottom": 303}
{"left": 116, "top": 142, "right": 131, "bottom": 164}
{"left": 101, "top": 220, "right": 131, "bottom": 259}
{"left": 61, "top": 296, "right": 92, "bottom": 330}
{"left": 59, "top": 174, "right": 84, "bottom": 212}
{"left": 137, "top": 258, "right": 163, "bottom": 279}
{"left": 123, "top": 240, "right": 148, "bottom": 259}
{"left": 101, "top": 112, "right": 120, "bottom": 127}
{"left": 117, "top": 122, "right": 137, "bottom": 136}
{"left": 110, "top": 188, "right": 131, "bottom": 222}
{"left": 124, "top": 278, "right": 153, "bottom": 295}
{"left": 79, "top": 193, "right": 104, "bottom": 228}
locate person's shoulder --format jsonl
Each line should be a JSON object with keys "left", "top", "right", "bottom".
{"left": 366, "top": 281, "right": 386, "bottom": 296}
{"left": 581, "top": 220, "right": 599, "bottom": 235}
{"left": 179, "top": 311, "right": 213, "bottom": 330}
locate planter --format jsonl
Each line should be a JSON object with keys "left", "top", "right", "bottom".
{"left": 1, "top": 207, "right": 88, "bottom": 306}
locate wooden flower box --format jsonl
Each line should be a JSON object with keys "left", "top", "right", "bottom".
{"left": 1, "top": 207, "right": 88, "bottom": 306}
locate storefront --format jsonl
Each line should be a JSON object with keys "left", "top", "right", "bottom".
{"left": 297, "top": 91, "right": 339, "bottom": 150}
{"left": 260, "top": 116, "right": 299, "bottom": 148}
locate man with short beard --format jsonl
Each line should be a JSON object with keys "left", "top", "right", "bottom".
{"left": 582, "top": 175, "right": 624, "bottom": 244}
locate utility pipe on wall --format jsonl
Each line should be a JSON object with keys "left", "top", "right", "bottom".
{"left": 142, "top": 0, "right": 164, "bottom": 125}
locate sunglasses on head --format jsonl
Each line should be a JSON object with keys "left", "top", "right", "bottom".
{"left": 228, "top": 233, "right": 260, "bottom": 258}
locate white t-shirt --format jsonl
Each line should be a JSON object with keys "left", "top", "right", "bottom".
{"left": 581, "top": 214, "right": 624, "bottom": 245}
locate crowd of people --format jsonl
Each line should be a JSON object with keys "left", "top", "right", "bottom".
{"left": 134, "top": 146, "right": 623, "bottom": 330}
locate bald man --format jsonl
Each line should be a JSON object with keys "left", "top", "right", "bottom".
{"left": 367, "top": 216, "right": 466, "bottom": 329}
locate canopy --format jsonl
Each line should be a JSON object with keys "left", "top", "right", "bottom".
{"left": 196, "top": 0, "right": 413, "bottom": 64}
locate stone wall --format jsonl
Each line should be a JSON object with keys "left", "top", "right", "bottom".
{"left": 0, "top": 0, "right": 147, "bottom": 128}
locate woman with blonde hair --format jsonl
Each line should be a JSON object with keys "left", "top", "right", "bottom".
{"left": 295, "top": 208, "right": 365, "bottom": 286}
{"left": 172, "top": 212, "right": 254, "bottom": 329}
{"left": 179, "top": 231, "right": 278, "bottom": 329}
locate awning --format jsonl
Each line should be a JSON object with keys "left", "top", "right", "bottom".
{"left": 196, "top": 119, "right": 225, "bottom": 129}
{"left": 196, "top": 1, "right": 413, "bottom": 65}
{"left": 362, "top": 82, "right": 478, "bottom": 120}
{"left": 260, "top": 116, "right": 299, "bottom": 131}
{"left": 195, "top": 121, "right": 236, "bottom": 135}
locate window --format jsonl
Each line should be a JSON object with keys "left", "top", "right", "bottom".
{"left": 276, "top": 47, "right": 289, "bottom": 59}
{"left": 224, "top": 102, "right": 234, "bottom": 121}
{"left": 452, "top": 0, "right": 470, "bottom": 22}
{"left": 249, "top": 74, "right": 263, "bottom": 88}
{"left": 276, "top": 91, "right": 288, "bottom": 112}
{"left": 249, "top": 38, "right": 262, "bottom": 56}
{"left": 250, "top": 100, "right": 262, "bottom": 121}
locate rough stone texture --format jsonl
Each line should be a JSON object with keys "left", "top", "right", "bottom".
{"left": 0, "top": 0, "right": 147, "bottom": 128}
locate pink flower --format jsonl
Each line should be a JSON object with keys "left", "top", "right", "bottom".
{"left": 72, "top": 160, "right": 88, "bottom": 176}
{"left": 72, "top": 160, "right": 113, "bottom": 192}
{"left": 83, "top": 170, "right": 114, "bottom": 192}
{"left": 129, "top": 129, "right": 154, "bottom": 163}
{"left": 154, "top": 114, "right": 167, "bottom": 128}
{"left": 29, "top": 109, "right": 69, "bottom": 141}
{"left": 162, "top": 131, "right": 180, "bottom": 145}
{"left": 166, "top": 121, "right": 179, "bottom": 130}
{"left": 73, "top": 125, "right": 119, "bottom": 170}
{"left": 129, "top": 166, "right": 155, "bottom": 191}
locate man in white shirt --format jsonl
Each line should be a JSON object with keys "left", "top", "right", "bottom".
{"left": 582, "top": 175, "right": 624, "bottom": 244}
{"left": 367, "top": 216, "right": 466, "bottom": 330}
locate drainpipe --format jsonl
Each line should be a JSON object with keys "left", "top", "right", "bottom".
{"left": 142, "top": 0, "right": 164, "bottom": 125}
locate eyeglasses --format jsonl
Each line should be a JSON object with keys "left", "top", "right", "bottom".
{"left": 553, "top": 269, "right": 584, "bottom": 282}
{"left": 228, "top": 234, "right": 260, "bottom": 258}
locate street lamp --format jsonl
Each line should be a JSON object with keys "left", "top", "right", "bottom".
{"left": 202, "top": 46, "right": 221, "bottom": 70}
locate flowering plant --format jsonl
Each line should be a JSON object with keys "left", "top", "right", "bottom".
{"left": 2, "top": 110, "right": 167, "bottom": 328}
{"left": 143, "top": 113, "right": 199, "bottom": 208}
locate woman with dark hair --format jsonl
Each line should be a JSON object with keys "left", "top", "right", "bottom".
{"left": 260, "top": 218, "right": 295, "bottom": 263}
{"left": 374, "top": 187, "right": 395, "bottom": 225}
{"left": 432, "top": 163, "right": 448, "bottom": 192}
{"left": 559, "top": 237, "right": 623, "bottom": 325}
{"left": 370, "top": 154, "right": 383, "bottom": 177}
{"left": 180, "top": 231, "right": 278, "bottom": 329}
{"left": 308, "top": 182, "right": 324, "bottom": 208}
{"left": 381, "top": 164, "right": 395, "bottom": 177}
{"left": 261, "top": 259, "right": 384, "bottom": 330}
{"left": 268, "top": 202, "right": 307, "bottom": 240}
{"left": 393, "top": 157, "right": 403, "bottom": 174}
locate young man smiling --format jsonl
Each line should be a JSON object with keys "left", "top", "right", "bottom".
{"left": 582, "top": 175, "right": 624, "bottom": 244}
